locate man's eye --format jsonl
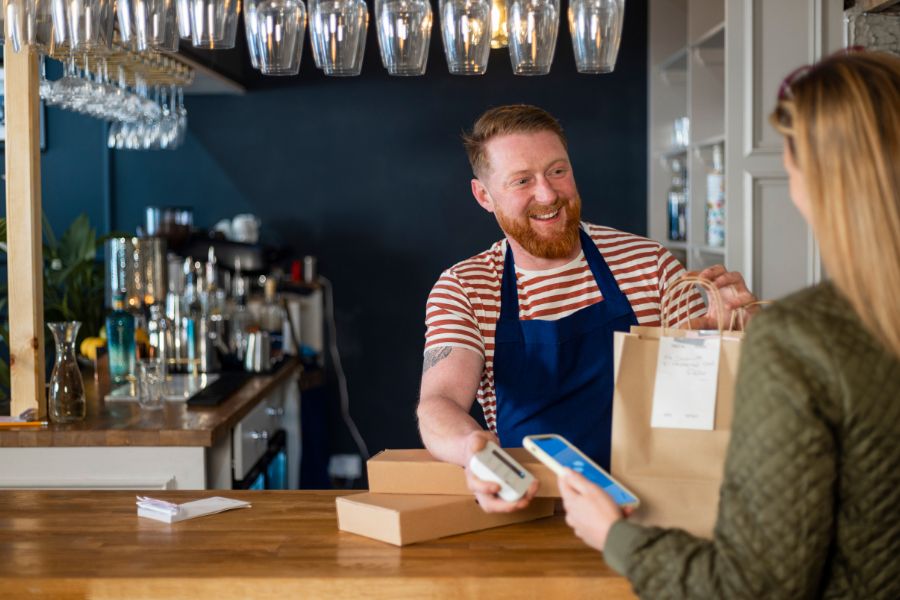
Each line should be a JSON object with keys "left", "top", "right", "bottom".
{"left": 550, "top": 168, "right": 568, "bottom": 176}
{"left": 512, "top": 178, "right": 529, "bottom": 187}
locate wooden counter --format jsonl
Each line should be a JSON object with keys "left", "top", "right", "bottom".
{"left": 0, "top": 360, "right": 322, "bottom": 448}
{"left": 0, "top": 490, "right": 637, "bottom": 599}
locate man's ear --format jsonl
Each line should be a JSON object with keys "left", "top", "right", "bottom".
{"left": 471, "top": 178, "right": 495, "bottom": 213}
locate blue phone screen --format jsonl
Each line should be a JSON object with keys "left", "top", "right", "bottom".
{"left": 534, "top": 437, "right": 638, "bottom": 506}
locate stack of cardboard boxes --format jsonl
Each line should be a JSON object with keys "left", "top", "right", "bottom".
{"left": 336, "top": 449, "right": 560, "bottom": 545}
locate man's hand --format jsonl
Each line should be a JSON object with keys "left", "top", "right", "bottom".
{"left": 558, "top": 468, "right": 630, "bottom": 552}
{"left": 697, "top": 265, "right": 758, "bottom": 330}
{"left": 464, "top": 431, "right": 539, "bottom": 513}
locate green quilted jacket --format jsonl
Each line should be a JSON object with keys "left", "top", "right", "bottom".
{"left": 604, "top": 282, "right": 900, "bottom": 599}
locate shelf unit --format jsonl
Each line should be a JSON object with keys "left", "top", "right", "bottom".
{"left": 648, "top": 0, "right": 727, "bottom": 272}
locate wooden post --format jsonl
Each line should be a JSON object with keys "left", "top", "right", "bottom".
{"left": 4, "top": 49, "right": 46, "bottom": 418}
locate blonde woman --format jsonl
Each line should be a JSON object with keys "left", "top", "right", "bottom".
{"left": 558, "top": 50, "right": 900, "bottom": 598}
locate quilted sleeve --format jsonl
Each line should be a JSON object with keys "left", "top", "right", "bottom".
{"left": 604, "top": 305, "right": 838, "bottom": 599}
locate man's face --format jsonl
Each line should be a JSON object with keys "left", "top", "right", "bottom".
{"left": 472, "top": 130, "right": 582, "bottom": 260}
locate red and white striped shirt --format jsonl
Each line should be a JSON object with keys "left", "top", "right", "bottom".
{"left": 424, "top": 223, "right": 705, "bottom": 432}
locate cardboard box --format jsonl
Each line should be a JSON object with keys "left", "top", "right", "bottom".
{"left": 367, "top": 449, "right": 560, "bottom": 498}
{"left": 336, "top": 493, "right": 555, "bottom": 546}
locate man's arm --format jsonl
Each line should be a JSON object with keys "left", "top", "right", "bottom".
{"left": 416, "top": 345, "right": 487, "bottom": 466}
{"left": 417, "top": 346, "right": 540, "bottom": 512}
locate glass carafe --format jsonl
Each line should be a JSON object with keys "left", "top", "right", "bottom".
{"left": 47, "top": 321, "right": 87, "bottom": 423}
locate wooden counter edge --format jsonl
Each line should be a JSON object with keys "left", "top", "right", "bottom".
{"left": 0, "top": 575, "right": 636, "bottom": 599}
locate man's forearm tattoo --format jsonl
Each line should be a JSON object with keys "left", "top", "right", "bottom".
{"left": 423, "top": 347, "right": 453, "bottom": 374}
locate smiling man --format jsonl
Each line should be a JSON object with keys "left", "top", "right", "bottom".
{"left": 416, "top": 105, "right": 755, "bottom": 512}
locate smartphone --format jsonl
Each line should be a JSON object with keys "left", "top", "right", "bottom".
{"left": 522, "top": 434, "right": 640, "bottom": 508}
{"left": 468, "top": 441, "right": 536, "bottom": 502}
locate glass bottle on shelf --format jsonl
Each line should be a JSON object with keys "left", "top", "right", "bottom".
{"left": 106, "top": 293, "right": 136, "bottom": 386}
{"left": 706, "top": 143, "right": 726, "bottom": 247}
{"left": 260, "top": 277, "right": 288, "bottom": 355}
{"left": 47, "top": 321, "right": 87, "bottom": 423}
{"left": 229, "top": 261, "right": 256, "bottom": 360}
{"left": 147, "top": 304, "right": 174, "bottom": 373}
{"left": 667, "top": 157, "right": 688, "bottom": 242}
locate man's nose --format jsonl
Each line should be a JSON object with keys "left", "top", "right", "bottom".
{"left": 533, "top": 177, "right": 559, "bottom": 204}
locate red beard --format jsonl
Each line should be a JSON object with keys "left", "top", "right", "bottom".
{"left": 496, "top": 196, "right": 582, "bottom": 259}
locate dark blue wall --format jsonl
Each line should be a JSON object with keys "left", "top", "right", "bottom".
{"left": 19, "top": 0, "right": 647, "bottom": 455}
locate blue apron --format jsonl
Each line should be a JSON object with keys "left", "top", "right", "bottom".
{"left": 493, "top": 229, "right": 639, "bottom": 470}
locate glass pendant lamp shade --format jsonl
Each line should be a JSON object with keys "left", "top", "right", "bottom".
{"left": 489, "top": 0, "right": 506, "bottom": 48}
{"left": 189, "top": 0, "right": 240, "bottom": 48}
{"left": 309, "top": 0, "right": 368, "bottom": 76}
{"left": 440, "top": 0, "right": 491, "bottom": 75}
{"left": 375, "top": 0, "right": 432, "bottom": 76}
{"left": 507, "top": 0, "right": 557, "bottom": 75}
{"left": 246, "top": 0, "right": 307, "bottom": 75}
{"left": 568, "top": 0, "right": 623, "bottom": 73}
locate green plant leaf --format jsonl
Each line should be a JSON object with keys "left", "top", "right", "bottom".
{"left": 58, "top": 214, "right": 96, "bottom": 266}
{"left": 0, "top": 217, "right": 7, "bottom": 247}
{"left": 42, "top": 213, "right": 58, "bottom": 250}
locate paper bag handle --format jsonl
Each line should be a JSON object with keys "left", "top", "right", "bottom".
{"left": 728, "top": 300, "right": 774, "bottom": 331}
{"left": 660, "top": 275, "right": 725, "bottom": 331}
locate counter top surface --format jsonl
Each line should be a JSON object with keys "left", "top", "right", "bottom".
{"left": 0, "top": 490, "right": 636, "bottom": 599}
{"left": 0, "top": 360, "right": 321, "bottom": 448}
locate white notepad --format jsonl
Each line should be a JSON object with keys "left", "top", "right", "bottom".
{"left": 136, "top": 496, "right": 251, "bottom": 523}
{"left": 650, "top": 335, "right": 721, "bottom": 430}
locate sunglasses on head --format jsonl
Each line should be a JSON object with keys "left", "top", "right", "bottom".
{"left": 777, "top": 46, "right": 866, "bottom": 102}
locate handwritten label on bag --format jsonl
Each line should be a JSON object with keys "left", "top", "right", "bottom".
{"left": 650, "top": 336, "right": 721, "bottom": 430}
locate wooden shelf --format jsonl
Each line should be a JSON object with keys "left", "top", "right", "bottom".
{"left": 649, "top": 1, "right": 727, "bottom": 271}
{"left": 658, "top": 48, "right": 688, "bottom": 85}
{"left": 662, "top": 147, "right": 689, "bottom": 159}
{"left": 693, "top": 134, "right": 725, "bottom": 148}
{"left": 693, "top": 22, "right": 725, "bottom": 49}
{"left": 696, "top": 245, "right": 726, "bottom": 255}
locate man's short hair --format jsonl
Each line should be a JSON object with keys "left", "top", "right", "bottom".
{"left": 462, "top": 105, "right": 568, "bottom": 177}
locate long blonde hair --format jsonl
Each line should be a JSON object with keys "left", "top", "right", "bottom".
{"left": 770, "top": 51, "right": 900, "bottom": 360}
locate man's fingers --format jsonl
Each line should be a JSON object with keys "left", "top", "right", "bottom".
{"left": 466, "top": 471, "right": 501, "bottom": 495}
{"left": 475, "top": 492, "right": 522, "bottom": 513}
{"left": 698, "top": 265, "right": 726, "bottom": 281}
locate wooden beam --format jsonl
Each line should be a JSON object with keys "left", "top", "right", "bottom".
{"left": 3, "top": 49, "right": 46, "bottom": 418}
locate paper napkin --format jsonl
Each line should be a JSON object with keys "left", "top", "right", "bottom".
{"left": 136, "top": 496, "right": 251, "bottom": 523}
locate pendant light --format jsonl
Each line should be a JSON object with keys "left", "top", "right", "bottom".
{"left": 489, "top": 0, "right": 506, "bottom": 48}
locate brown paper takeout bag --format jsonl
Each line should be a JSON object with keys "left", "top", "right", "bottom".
{"left": 610, "top": 277, "right": 746, "bottom": 538}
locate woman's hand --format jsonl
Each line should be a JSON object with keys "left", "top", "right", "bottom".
{"left": 558, "top": 468, "right": 629, "bottom": 552}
